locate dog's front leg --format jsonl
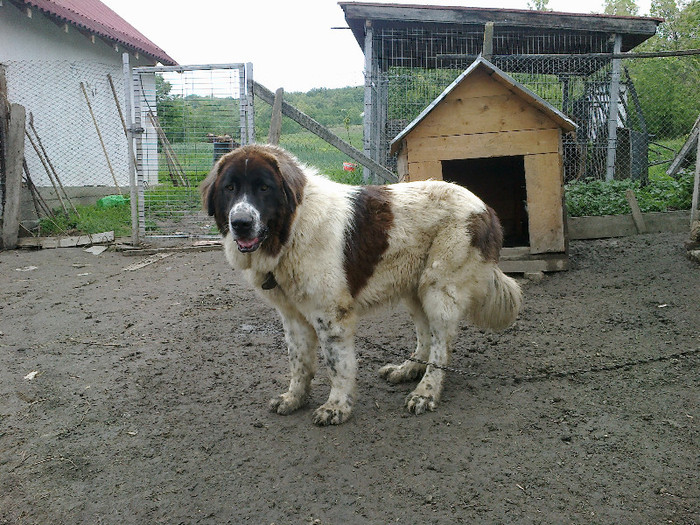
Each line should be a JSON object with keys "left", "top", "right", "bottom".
{"left": 311, "top": 313, "right": 357, "bottom": 426}
{"left": 269, "top": 309, "right": 318, "bottom": 415}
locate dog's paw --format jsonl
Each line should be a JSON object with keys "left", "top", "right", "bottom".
{"left": 379, "top": 362, "right": 424, "bottom": 384}
{"left": 312, "top": 402, "right": 352, "bottom": 426}
{"left": 269, "top": 392, "right": 308, "bottom": 415}
{"left": 405, "top": 393, "right": 437, "bottom": 415}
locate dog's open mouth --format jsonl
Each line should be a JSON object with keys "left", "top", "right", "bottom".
{"left": 235, "top": 236, "right": 264, "bottom": 253}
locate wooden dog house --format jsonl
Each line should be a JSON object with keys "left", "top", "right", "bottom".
{"left": 390, "top": 57, "right": 576, "bottom": 272}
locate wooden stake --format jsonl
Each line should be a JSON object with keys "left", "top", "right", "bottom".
{"left": 268, "top": 87, "right": 283, "bottom": 145}
{"left": 625, "top": 189, "right": 647, "bottom": 234}
{"left": 28, "top": 112, "right": 79, "bottom": 215}
{"left": 24, "top": 129, "right": 68, "bottom": 215}
{"left": 146, "top": 111, "right": 189, "bottom": 187}
{"left": 80, "top": 81, "right": 122, "bottom": 195}
{"left": 23, "top": 159, "right": 53, "bottom": 218}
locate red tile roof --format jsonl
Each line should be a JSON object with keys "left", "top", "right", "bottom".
{"left": 22, "top": 0, "right": 177, "bottom": 65}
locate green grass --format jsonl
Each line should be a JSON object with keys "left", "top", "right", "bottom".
{"left": 38, "top": 201, "right": 132, "bottom": 237}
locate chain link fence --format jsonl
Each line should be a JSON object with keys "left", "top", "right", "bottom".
{"left": 368, "top": 26, "right": 699, "bottom": 185}
{"left": 2, "top": 59, "right": 131, "bottom": 214}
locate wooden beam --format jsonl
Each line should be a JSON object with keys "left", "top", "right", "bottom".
{"left": 2, "top": 104, "right": 26, "bottom": 250}
{"left": 252, "top": 81, "right": 397, "bottom": 183}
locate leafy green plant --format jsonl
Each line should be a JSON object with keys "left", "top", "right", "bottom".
{"left": 565, "top": 169, "right": 693, "bottom": 217}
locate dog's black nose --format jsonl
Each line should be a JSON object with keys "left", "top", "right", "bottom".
{"left": 229, "top": 212, "right": 254, "bottom": 233}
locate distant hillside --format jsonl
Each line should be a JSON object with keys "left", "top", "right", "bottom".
{"left": 255, "top": 85, "right": 364, "bottom": 136}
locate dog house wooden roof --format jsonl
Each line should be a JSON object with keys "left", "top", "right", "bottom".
{"left": 340, "top": 2, "right": 663, "bottom": 59}
{"left": 390, "top": 56, "right": 576, "bottom": 156}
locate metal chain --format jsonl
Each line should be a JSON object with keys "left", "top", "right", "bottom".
{"left": 357, "top": 335, "right": 700, "bottom": 384}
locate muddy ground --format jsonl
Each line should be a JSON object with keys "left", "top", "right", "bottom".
{"left": 0, "top": 231, "right": 698, "bottom": 524}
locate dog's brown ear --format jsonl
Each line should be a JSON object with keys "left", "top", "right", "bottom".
{"left": 200, "top": 161, "right": 221, "bottom": 216}
{"left": 272, "top": 152, "right": 305, "bottom": 215}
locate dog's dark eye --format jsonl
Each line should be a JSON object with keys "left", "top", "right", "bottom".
{"left": 225, "top": 184, "right": 235, "bottom": 192}
{"left": 259, "top": 184, "right": 269, "bottom": 192}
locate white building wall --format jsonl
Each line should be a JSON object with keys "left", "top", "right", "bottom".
{"left": 0, "top": 2, "right": 156, "bottom": 192}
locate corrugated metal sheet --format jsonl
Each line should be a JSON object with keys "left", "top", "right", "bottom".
{"left": 22, "top": 0, "right": 176, "bottom": 65}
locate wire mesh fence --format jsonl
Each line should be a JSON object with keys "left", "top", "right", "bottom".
{"left": 367, "top": 25, "right": 700, "bottom": 185}
{"left": 131, "top": 63, "right": 252, "bottom": 237}
{"left": 2, "top": 59, "right": 131, "bottom": 211}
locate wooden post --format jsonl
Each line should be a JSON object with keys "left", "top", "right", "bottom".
{"left": 605, "top": 34, "right": 623, "bottom": 181}
{"left": 691, "top": 132, "right": 700, "bottom": 227}
{"left": 482, "top": 22, "right": 494, "bottom": 60}
{"left": 2, "top": 104, "right": 26, "bottom": 250}
{"left": 0, "top": 65, "right": 9, "bottom": 218}
{"left": 268, "top": 88, "right": 283, "bottom": 145}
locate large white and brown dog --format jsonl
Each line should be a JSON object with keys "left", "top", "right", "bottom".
{"left": 201, "top": 144, "right": 522, "bottom": 426}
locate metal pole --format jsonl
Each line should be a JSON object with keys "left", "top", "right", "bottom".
{"left": 246, "top": 62, "right": 255, "bottom": 144}
{"left": 363, "top": 20, "right": 375, "bottom": 183}
{"left": 605, "top": 34, "right": 622, "bottom": 181}
{"left": 123, "top": 53, "right": 139, "bottom": 246}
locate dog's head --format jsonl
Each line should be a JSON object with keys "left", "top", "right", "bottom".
{"left": 200, "top": 144, "right": 305, "bottom": 256}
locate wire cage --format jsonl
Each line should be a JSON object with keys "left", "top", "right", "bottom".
{"left": 366, "top": 23, "right": 692, "bottom": 184}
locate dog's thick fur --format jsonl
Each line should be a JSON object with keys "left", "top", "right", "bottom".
{"left": 201, "top": 144, "right": 522, "bottom": 425}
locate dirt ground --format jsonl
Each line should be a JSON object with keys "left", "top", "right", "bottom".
{"left": 0, "top": 231, "right": 698, "bottom": 524}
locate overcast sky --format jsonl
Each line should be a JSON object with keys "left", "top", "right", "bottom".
{"left": 102, "top": 0, "right": 655, "bottom": 92}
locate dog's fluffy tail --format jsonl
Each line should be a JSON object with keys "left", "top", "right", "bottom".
{"left": 468, "top": 266, "right": 522, "bottom": 331}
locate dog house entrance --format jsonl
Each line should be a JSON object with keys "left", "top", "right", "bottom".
{"left": 442, "top": 156, "right": 529, "bottom": 247}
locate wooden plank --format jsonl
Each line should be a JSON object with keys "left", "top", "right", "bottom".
{"left": 406, "top": 128, "right": 561, "bottom": 164}
{"left": 625, "top": 188, "right": 647, "bottom": 233}
{"left": 16, "top": 231, "right": 115, "bottom": 249}
{"left": 2, "top": 104, "right": 26, "bottom": 250}
{"left": 567, "top": 210, "right": 690, "bottom": 239}
{"left": 253, "top": 81, "right": 397, "bottom": 183}
{"left": 268, "top": 87, "right": 284, "bottom": 145}
{"left": 341, "top": 3, "right": 661, "bottom": 36}
{"left": 408, "top": 92, "right": 559, "bottom": 140}
{"left": 404, "top": 160, "right": 442, "bottom": 182}
{"left": 524, "top": 153, "right": 566, "bottom": 254}
{"left": 498, "top": 254, "right": 569, "bottom": 273}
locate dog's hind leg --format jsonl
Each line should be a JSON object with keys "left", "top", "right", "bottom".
{"left": 379, "top": 295, "right": 429, "bottom": 383}
{"left": 270, "top": 307, "right": 318, "bottom": 415}
{"left": 405, "top": 288, "right": 461, "bottom": 415}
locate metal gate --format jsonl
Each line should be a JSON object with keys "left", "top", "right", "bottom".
{"left": 130, "top": 63, "right": 253, "bottom": 239}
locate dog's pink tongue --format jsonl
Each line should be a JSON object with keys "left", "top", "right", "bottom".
{"left": 237, "top": 238, "right": 259, "bottom": 250}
